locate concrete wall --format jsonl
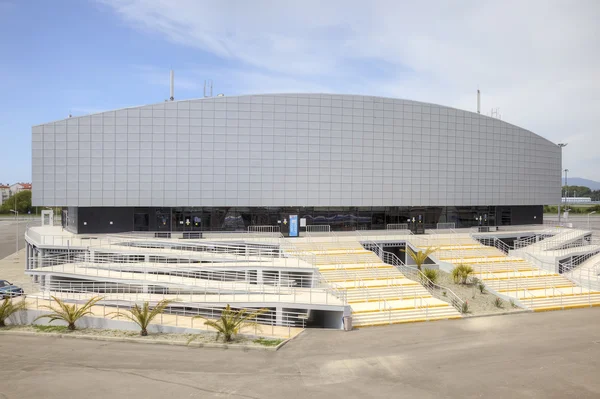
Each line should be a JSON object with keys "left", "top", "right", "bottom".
{"left": 32, "top": 93, "right": 561, "bottom": 208}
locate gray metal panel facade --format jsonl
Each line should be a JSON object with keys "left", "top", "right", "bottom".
{"left": 31, "top": 94, "right": 561, "bottom": 207}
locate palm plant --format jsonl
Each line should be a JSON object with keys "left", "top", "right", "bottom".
{"left": 421, "top": 268, "right": 439, "bottom": 285}
{"left": 34, "top": 296, "right": 103, "bottom": 331}
{"left": 190, "top": 304, "right": 269, "bottom": 343}
{"left": 402, "top": 246, "right": 438, "bottom": 271}
{"left": 109, "top": 299, "right": 173, "bottom": 336}
{"left": 0, "top": 297, "right": 27, "bottom": 327}
{"left": 452, "top": 264, "right": 474, "bottom": 284}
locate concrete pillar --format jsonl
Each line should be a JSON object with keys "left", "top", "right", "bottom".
{"left": 25, "top": 244, "right": 29, "bottom": 271}
{"left": 276, "top": 306, "right": 283, "bottom": 326}
{"left": 256, "top": 269, "right": 264, "bottom": 284}
{"left": 43, "top": 275, "right": 52, "bottom": 292}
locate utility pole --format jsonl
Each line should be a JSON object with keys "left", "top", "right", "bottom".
{"left": 557, "top": 143, "right": 568, "bottom": 225}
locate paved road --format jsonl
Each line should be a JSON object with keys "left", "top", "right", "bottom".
{"left": 0, "top": 218, "right": 37, "bottom": 260}
{"left": 1, "top": 308, "right": 599, "bottom": 398}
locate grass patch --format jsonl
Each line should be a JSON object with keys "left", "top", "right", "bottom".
{"left": 253, "top": 338, "right": 284, "bottom": 347}
{"left": 33, "top": 325, "right": 69, "bottom": 333}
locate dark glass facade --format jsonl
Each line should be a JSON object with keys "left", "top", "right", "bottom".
{"left": 64, "top": 205, "right": 543, "bottom": 234}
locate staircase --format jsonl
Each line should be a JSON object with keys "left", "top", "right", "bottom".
{"left": 417, "top": 233, "right": 600, "bottom": 312}
{"left": 285, "top": 239, "right": 461, "bottom": 327}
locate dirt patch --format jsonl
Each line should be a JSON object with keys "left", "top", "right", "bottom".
{"left": 437, "top": 271, "right": 522, "bottom": 315}
{"left": 0, "top": 325, "right": 279, "bottom": 348}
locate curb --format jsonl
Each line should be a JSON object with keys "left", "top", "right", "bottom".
{"left": 274, "top": 328, "right": 305, "bottom": 350}
{"left": 463, "top": 309, "right": 532, "bottom": 319}
{"left": 0, "top": 330, "right": 286, "bottom": 352}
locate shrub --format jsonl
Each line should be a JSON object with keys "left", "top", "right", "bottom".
{"left": 452, "top": 264, "right": 474, "bottom": 284}
{"left": 0, "top": 298, "right": 27, "bottom": 327}
{"left": 253, "top": 338, "right": 284, "bottom": 347}
{"left": 461, "top": 301, "right": 470, "bottom": 314}
{"left": 509, "top": 299, "right": 517, "bottom": 308}
{"left": 109, "top": 299, "right": 173, "bottom": 336}
{"left": 494, "top": 297, "right": 504, "bottom": 309}
{"left": 34, "top": 296, "right": 103, "bottom": 331}
{"left": 422, "top": 268, "right": 439, "bottom": 285}
{"left": 477, "top": 281, "right": 486, "bottom": 294}
{"left": 189, "top": 304, "right": 269, "bottom": 343}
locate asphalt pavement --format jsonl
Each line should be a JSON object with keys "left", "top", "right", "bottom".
{"left": 1, "top": 308, "right": 599, "bottom": 398}
{"left": 0, "top": 218, "right": 37, "bottom": 260}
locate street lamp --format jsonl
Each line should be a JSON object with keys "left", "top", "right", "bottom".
{"left": 588, "top": 211, "right": 596, "bottom": 230}
{"left": 557, "top": 143, "right": 568, "bottom": 225}
{"left": 10, "top": 209, "right": 18, "bottom": 256}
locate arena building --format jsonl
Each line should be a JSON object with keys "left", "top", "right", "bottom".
{"left": 31, "top": 93, "right": 561, "bottom": 234}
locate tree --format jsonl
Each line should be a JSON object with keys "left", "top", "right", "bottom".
{"left": 562, "top": 185, "right": 591, "bottom": 197}
{"left": 402, "top": 246, "right": 438, "bottom": 271}
{"left": 0, "top": 297, "right": 27, "bottom": 327}
{"left": 109, "top": 300, "right": 174, "bottom": 336}
{"left": 190, "top": 304, "right": 269, "bottom": 343}
{"left": 0, "top": 190, "right": 31, "bottom": 214}
{"left": 34, "top": 296, "right": 103, "bottom": 331}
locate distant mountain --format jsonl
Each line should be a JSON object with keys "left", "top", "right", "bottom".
{"left": 562, "top": 177, "right": 600, "bottom": 190}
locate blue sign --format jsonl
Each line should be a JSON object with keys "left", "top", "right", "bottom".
{"left": 289, "top": 215, "right": 298, "bottom": 237}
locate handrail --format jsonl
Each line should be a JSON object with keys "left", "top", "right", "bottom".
{"left": 372, "top": 246, "right": 465, "bottom": 313}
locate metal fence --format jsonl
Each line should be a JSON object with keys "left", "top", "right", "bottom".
{"left": 248, "top": 225, "right": 281, "bottom": 234}
{"left": 386, "top": 223, "right": 409, "bottom": 230}
{"left": 436, "top": 222, "right": 456, "bottom": 230}
{"left": 305, "top": 225, "right": 331, "bottom": 233}
{"left": 22, "top": 296, "right": 306, "bottom": 337}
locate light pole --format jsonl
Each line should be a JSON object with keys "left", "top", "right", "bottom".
{"left": 10, "top": 209, "right": 18, "bottom": 256}
{"left": 588, "top": 211, "right": 596, "bottom": 230}
{"left": 557, "top": 143, "right": 567, "bottom": 225}
{"left": 563, "top": 168, "right": 569, "bottom": 225}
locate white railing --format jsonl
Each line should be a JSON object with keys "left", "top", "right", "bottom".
{"left": 436, "top": 222, "right": 456, "bottom": 230}
{"left": 567, "top": 261, "right": 600, "bottom": 291}
{"left": 30, "top": 271, "right": 344, "bottom": 307}
{"left": 357, "top": 237, "right": 466, "bottom": 314}
{"left": 475, "top": 236, "right": 512, "bottom": 255}
{"left": 25, "top": 295, "right": 308, "bottom": 335}
{"left": 380, "top": 251, "right": 465, "bottom": 313}
{"left": 558, "top": 250, "right": 600, "bottom": 274}
{"left": 248, "top": 225, "right": 281, "bottom": 234}
{"left": 387, "top": 223, "right": 409, "bottom": 230}
{"left": 305, "top": 225, "right": 330, "bottom": 233}
{"left": 25, "top": 228, "right": 285, "bottom": 248}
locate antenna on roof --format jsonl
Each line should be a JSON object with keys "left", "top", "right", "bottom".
{"left": 477, "top": 89, "right": 480, "bottom": 114}
{"left": 490, "top": 107, "right": 502, "bottom": 120}
{"left": 169, "top": 70, "right": 174, "bottom": 101}
{"left": 203, "top": 80, "right": 214, "bottom": 97}
{"left": 68, "top": 110, "right": 72, "bottom": 118}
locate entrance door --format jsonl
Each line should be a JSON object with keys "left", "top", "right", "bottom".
{"left": 156, "top": 210, "right": 171, "bottom": 231}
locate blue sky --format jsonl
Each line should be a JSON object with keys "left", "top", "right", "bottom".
{"left": 1, "top": 0, "right": 599, "bottom": 184}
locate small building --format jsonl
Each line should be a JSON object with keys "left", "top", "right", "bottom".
{"left": 9, "top": 182, "right": 32, "bottom": 196}
{"left": 0, "top": 184, "right": 10, "bottom": 205}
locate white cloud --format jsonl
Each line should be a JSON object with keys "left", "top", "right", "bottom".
{"left": 100, "top": 0, "right": 600, "bottom": 180}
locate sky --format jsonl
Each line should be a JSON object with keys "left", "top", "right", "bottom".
{"left": 1, "top": 0, "right": 599, "bottom": 184}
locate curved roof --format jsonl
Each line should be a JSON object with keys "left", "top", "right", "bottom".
{"left": 34, "top": 93, "right": 556, "bottom": 147}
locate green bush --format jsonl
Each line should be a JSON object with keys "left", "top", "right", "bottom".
{"left": 452, "top": 264, "right": 474, "bottom": 284}
{"left": 253, "top": 338, "right": 284, "bottom": 347}
{"left": 0, "top": 190, "right": 32, "bottom": 214}
{"left": 494, "top": 297, "right": 504, "bottom": 309}
{"left": 422, "top": 268, "right": 439, "bottom": 284}
{"left": 461, "top": 301, "right": 470, "bottom": 314}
